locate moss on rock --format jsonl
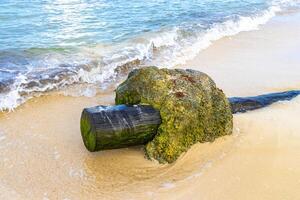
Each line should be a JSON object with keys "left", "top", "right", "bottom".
{"left": 115, "top": 67, "right": 233, "bottom": 163}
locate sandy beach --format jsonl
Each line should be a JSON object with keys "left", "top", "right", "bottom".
{"left": 0, "top": 10, "right": 300, "bottom": 200}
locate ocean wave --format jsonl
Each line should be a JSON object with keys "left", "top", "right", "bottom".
{"left": 148, "top": 0, "right": 300, "bottom": 67}
{"left": 0, "top": 0, "right": 299, "bottom": 111}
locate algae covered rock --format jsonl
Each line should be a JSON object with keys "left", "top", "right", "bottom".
{"left": 115, "top": 66, "right": 233, "bottom": 163}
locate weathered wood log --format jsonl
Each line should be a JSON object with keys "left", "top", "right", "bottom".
{"left": 80, "top": 104, "right": 161, "bottom": 151}
{"left": 229, "top": 90, "right": 300, "bottom": 113}
{"left": 80, "top": 90, "right": 300, "bottom": 152}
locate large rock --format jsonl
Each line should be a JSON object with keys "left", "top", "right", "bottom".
{"left": 115, "top": 67, "right": 233, "bottom": 163}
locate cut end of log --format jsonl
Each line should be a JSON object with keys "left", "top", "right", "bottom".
{"left": 80, "top": 109, "right": 97, "bottom": 152}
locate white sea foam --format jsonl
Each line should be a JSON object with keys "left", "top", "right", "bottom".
{"left": 161, "top": 182, "right": 176, "bottom": 189}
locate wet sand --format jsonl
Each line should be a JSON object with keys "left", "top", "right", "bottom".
{"left": 1, "top": 11, "right": 300, "bottom": 200}
{"left": 181, "top": 10, "right": 300, "bottom": 96}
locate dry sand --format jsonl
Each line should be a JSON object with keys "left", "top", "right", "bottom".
{"left": 0, "top": 11, "right": 300, "bottom": 200}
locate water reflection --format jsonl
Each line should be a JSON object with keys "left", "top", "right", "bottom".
{"left": 42, "top": 0, "right": 107, "bottom": 46}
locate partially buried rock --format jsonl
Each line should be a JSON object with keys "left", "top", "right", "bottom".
{"left": 115, "top": 66, "right": 233, "bottom": 163}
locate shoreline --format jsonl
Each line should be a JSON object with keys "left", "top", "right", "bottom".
{"left": 1, "top": 3, "right": 298, "bottom": 112}
{"left": 1, "top": 10, "right": 300, "bottom": 200}
{"left": 181, "top": 11, "right": 300, "bottom": 96}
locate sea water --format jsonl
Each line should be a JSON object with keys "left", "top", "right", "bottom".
{"left": 0, "top": 0, "right": 299, "bottom": 110}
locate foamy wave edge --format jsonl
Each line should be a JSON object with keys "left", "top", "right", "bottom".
{"left": 159, "top": 0, "right": 299, "bottom": 67}
{"left": 0, "top": 0, "right": 298, "bottom": 111}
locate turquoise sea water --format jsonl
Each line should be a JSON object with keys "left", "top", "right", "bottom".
{"left": 0, "top": 0, "right": 299, "bottom": 110}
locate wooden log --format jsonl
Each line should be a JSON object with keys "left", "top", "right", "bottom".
{"left": 80, "top": 90, "right": 300, "bottom": 152}
{"left": 229, "top": 90, "right": 300, "bottom": 113}
{"left": 80, "top": 104, "right": 161, "bottom": 151}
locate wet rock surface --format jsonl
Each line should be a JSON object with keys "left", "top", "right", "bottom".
{"left": 115, "top": 66, "right": 233, "bottom": 163}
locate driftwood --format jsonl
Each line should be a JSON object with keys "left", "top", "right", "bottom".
{"left": 80, "top": 90, "right": 300, "bottom": 151}
{"left": 229, "top": 90, "right": 300, "bottom": 113}
{"left": 80, "top": 104, "right": 161, "bottom": 151}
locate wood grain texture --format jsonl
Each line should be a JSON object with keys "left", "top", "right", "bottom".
{"left": 80, "top": 104, "right": 161, "bottom": 151}
{"left": 229, "top": 90, "right": 300, "bottom": 113}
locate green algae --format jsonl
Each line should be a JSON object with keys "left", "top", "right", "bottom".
{"left": 80, "top": 111, "right": 96, "bottom": 152}
{"left": 115, "top": 66, "right": 233, "bottom": 163}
